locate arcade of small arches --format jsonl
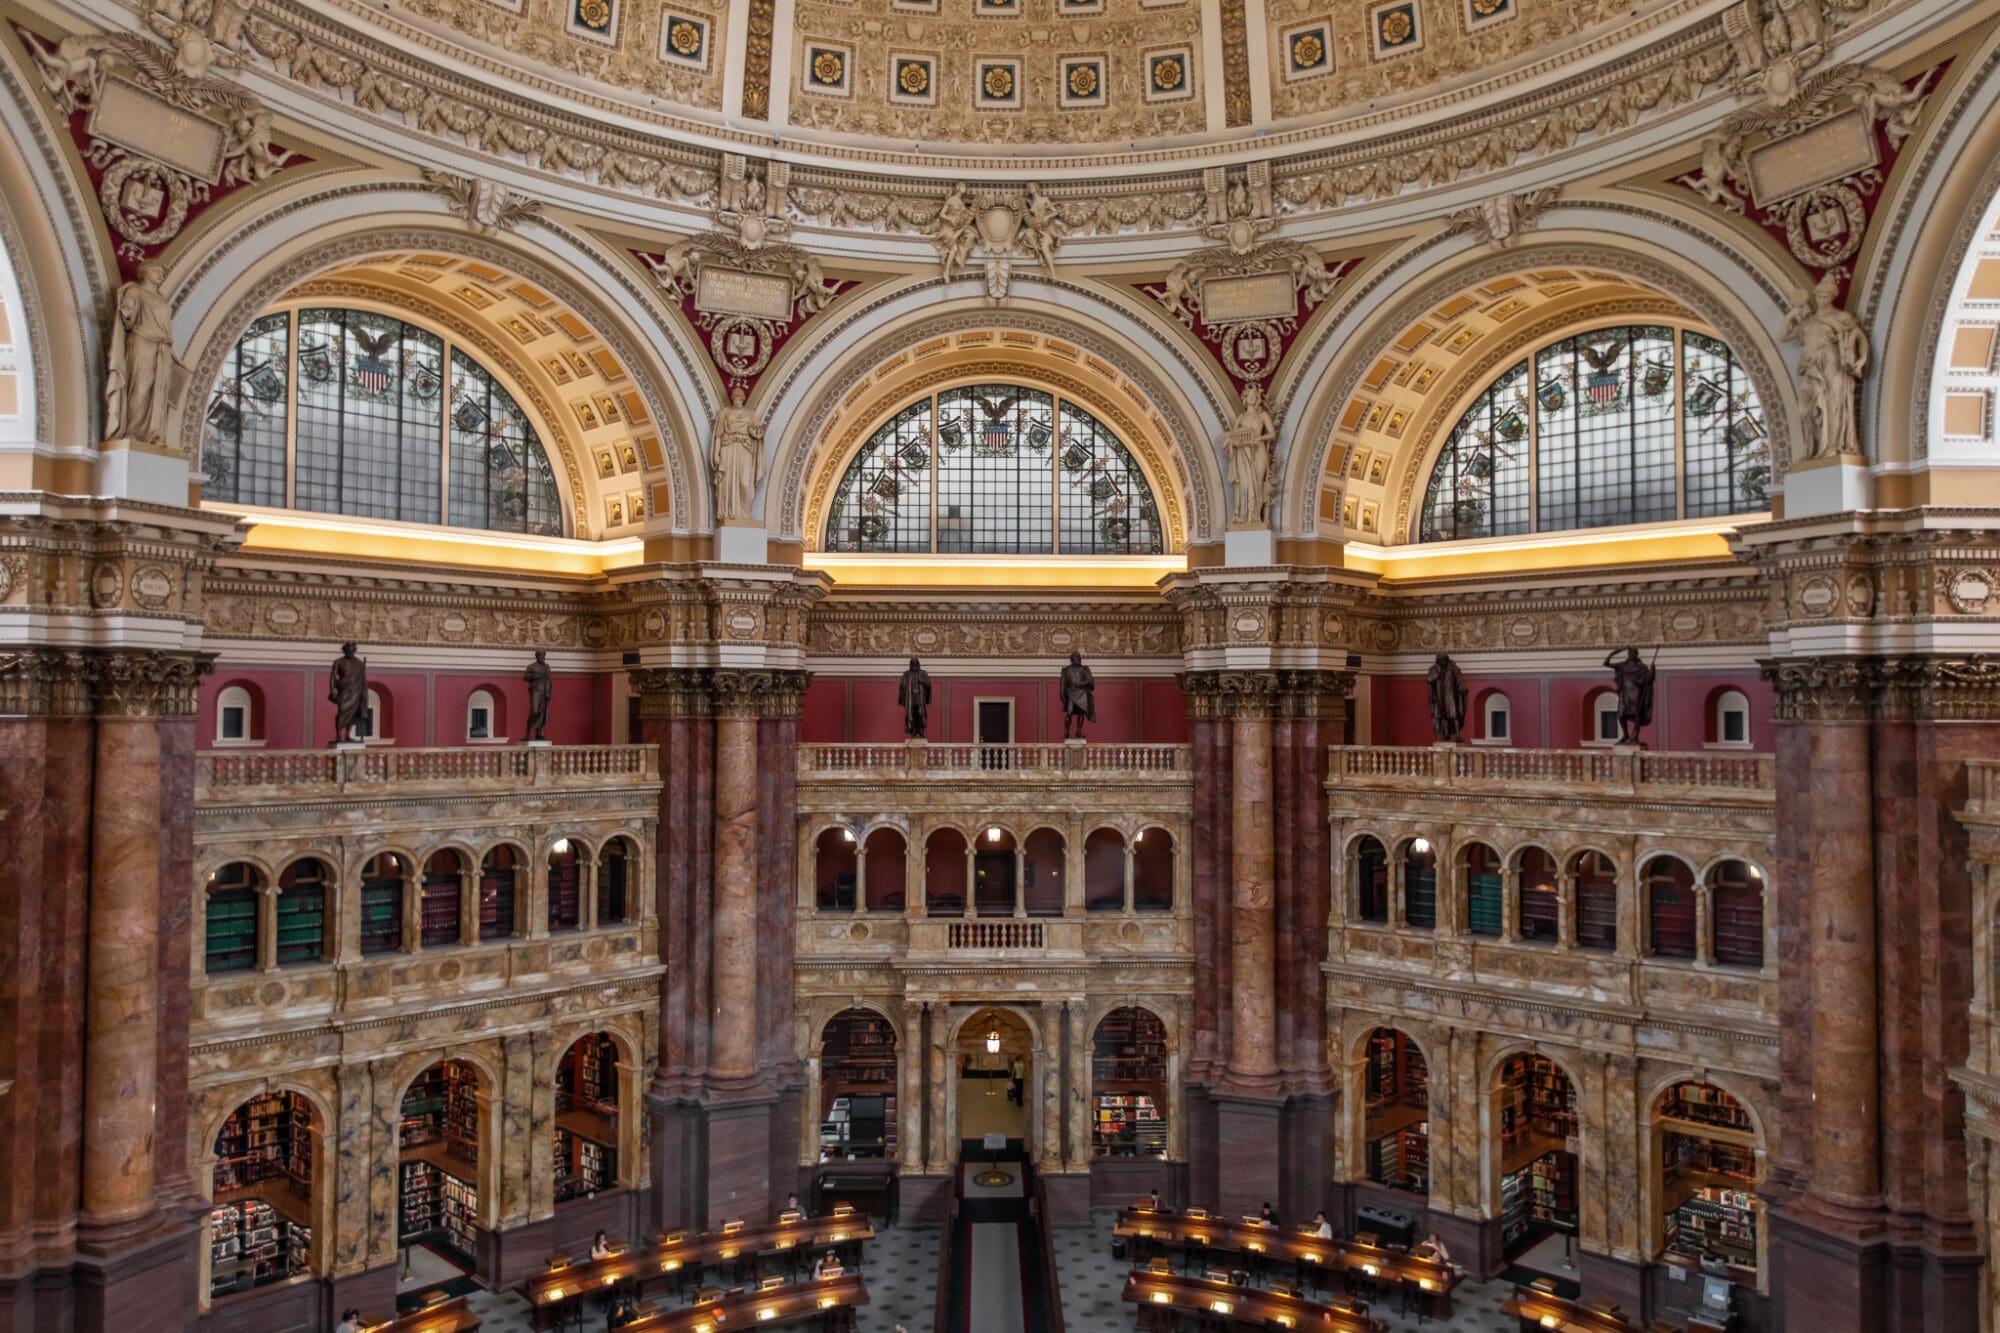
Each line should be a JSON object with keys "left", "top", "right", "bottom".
{"left": 808, "top": 821, "right": 1177, "bottom": 916}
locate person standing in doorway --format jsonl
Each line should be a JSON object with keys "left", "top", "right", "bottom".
{"left": 1009, "top": 1054, "right": 1025, "bottom": 1106}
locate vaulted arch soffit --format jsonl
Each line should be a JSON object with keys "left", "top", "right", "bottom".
{"left": 168, "top": 182, "right": 715, "bottom": 534}
{"left": 767, "top": 276, "right": 1231, "bottom": 550}
{"left": 1277, "top": 221, "right": 1804, "bottom": 543}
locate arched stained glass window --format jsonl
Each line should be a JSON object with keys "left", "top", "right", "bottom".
{"left": 825, "top": 383, "right": 1163, "bottom": 555}
{"left": 203, "top": 307, "right": 563, "bottom": 536}
{"left": 1419, "top": 324, "right": 1767, "bottom": 542}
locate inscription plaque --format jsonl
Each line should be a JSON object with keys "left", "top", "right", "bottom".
{"left": 1200, "top": 271, "right": 1295, "bottom": 323}
{"left": 695, "top": 266, "right": 795, "bottom": 321}
{"left": 86, "top": 79, "right": 228, "bottom": 184}
{"left": 1747, "top": 110, "right": 1878, "bottom": 208}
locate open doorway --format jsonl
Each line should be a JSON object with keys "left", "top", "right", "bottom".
{"left": 956, "top": 1007, "right": 1032, "bottom": 1155}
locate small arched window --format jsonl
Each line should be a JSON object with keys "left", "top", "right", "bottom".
{"left": 1354, "top": 836, "right": 1389, "bottom": 924}
{"left": 825, "top": 384, "right": 1164, "bottom": 555}
{"left": 466, "top": 688, "right": 500, "bottom": 742}
{"left": 1420, "top": 324, "right": 1768, "bottom": 541}
{"left": 275, "top": 859, "right": 330, "bottom": 966}
{"left": 1480, "top": 691, "right": 1511, "bottom": 744}
{"left": 353, "top": 687, "right": 389, "bottom": 743}
{"left": 1645, "top": 856, "right": 1697, "bottom": 961}
{"left": 1588, "top": 690, "right": 1620, "bottom": 746}
{"left": 204, "top": 862, "right": 262, "bottom": 974}
{"left": 215, "top": 684, "right": 258, "bottom": 746}
{"left": 203, "top": 307, "right": 563, "bottom": 535}
{"left": 1403, "top": 838, "right": 1438, "bottom": 931}
{"left": 1712, "top": 689, "right": 1751, "bottom": 748}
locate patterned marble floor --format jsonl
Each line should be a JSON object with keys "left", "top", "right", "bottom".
{"left": 1049, "top": 1210, "right": 1518, "bottom": 1333}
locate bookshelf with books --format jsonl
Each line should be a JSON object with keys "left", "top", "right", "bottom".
{"left": 420, "top": 861, "right": 462, "bottom": 948}
{"left": 1499, "top": 1054, "right": 1577, "bottom": 1155}
{"left": 1362, "top": 1028, "right": 1430, "bottom": 1193}
{"left": 1659, "top": 1082, "right": 1753, "bottom": 1136}
{"left": 1664, "top": 1186, "right": 1757, "bottom": 1269}
{"left": 204, "top": 866, "right": 259, "bottom": 973}
{"left": 822, "top": 1010, "right": 898, "bottom": 1103}
{"left": 548, "top": 851, "right": 581, "bottom": 930}
{"left": 209, "top": 1091, "right": 317, "bottom": 1298}
{"left": 358, "top": 855, "right": 404, "bottom": 954}
{"left": 208, "top": 1196, "right": 311, "bottom": 1298}
{"left": 398, "top": 1060, "right": 481, "bottom": 1260}
{"left": 1091, "top": 1007, "right": 1169, "bottom": 1158}
{"left": 273, "top": 861, "right": 328, "bottom": 966}
{"left": 555, "top": 1034, "right": 622, "bottom": 1200}
{"left": 1093, "top": 1091, "right": 1167, "bottom": 1157}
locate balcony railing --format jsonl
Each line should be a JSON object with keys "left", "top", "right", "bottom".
{"left": 197, "top": 744, "right": 660, "bottom": 797}
{"left": 1329, "top": 744, "right": 1772, "bottom": 796}
{"left": 947, "top": 920, "right": 1045, "bottom": 949}
{"left": 799, "top": 742, "right": 1189, "bottom": 777}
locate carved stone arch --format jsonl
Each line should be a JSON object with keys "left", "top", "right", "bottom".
{"left": 815, "top": 997, "right": 905, "bottom": 1050}
{"left": 1481, "top": 1039, "right": 1590, "bottom": 1104}
{"left": 766, "top": 278, "right": 1229, "bottom": 548}
{"left": 1344, "top": 1015, "right": 1438, "bottom": 1074}
{"left": 419, "top": 839, "right": 481, "bottom": 872}
{"left": 168, "top": 191, "right": 711, "bottom": 529}
{"left": 1084, "top": 997, "right": 1179, "bottom": 1053}
{"left": 1634, "top": 847, "right": 1702, "bottom": 880}
{"left": 1694, "top": 851, "right": 1769, "bottom": 887}
{"left": 0, "top": 33, "right": 106, "bottom": 450}
{"left": 387, "top": 1042, "right": 505, "bottom": 1109}
{"left": 1278, "top": 227, "right": 1801, "bottom": 539}
{"left": 1638, "top": 1065, "right": 1774, "bottom": 1154}
{"left": 198, "top": 1075, "right": 340, "bottom": 1163}
{"left": 197, "top": 849, "right": 279, "bottom": 887}
{"left": 946, "top": 1002, "right": 1048, "bottom": 1057}
{"left": 547, "top": 1018, "right": 645, "bottom": 1076}
{"left": 1504, "top": 838, "right": 1558, "bottom": 870}
{"left": 1861, "top": 30, "right": 2000, "bottom": 468}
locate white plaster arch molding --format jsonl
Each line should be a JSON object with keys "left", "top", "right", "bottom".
{"left": 167, "top": 178, "right": 716, "bottom": 532}
{"left": 762, "top": 273, "right": 1232, "bottom": 550}
{"left": 0, "top": 34, "right": 110, "bottom": 452}
{"left": 1275, "top": 211, "right": 1804, "bottom": 541}
{"left": 1867, "top": 28, "right": 2000, "bottom": 471}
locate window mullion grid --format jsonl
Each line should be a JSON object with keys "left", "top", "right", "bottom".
{"left": 1051, "top": 397, "right": 1062, "bottom": 557}
{"left": 1673, "top": 327, "right": 1687, "bottom": 521}
{"left": 1525, "top": 350, "right": 1540, "bottom": 537}
{"left": 928, "top": 392, "right": 939, "bottom": 555}
{"left": 284, "top": 309, "right": 298, "bottom": 508}
{"left": 440, "top": 345, "right": 453, "bottom": 527}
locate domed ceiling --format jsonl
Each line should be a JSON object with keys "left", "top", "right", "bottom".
{"left": 365, "top": 0, "right": 1752, "bottom": 158}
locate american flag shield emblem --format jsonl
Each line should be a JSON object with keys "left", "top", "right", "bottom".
{"left": 981, "top": 421, "right": 1011, "bottom": 452}
{"left": 1587, "top": 371, "right": 1621, "bottom": 407}
{"left": 355, "top": 359, "right": 393, "bottom": 394}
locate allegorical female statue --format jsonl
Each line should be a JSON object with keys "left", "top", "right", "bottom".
{"left": 712, "top": 386, "right": 763, "bottom": 522}
{"left": 104, "top": 262, "right": 177, "bottom": 448}
{"left": 1222, "top": 384, "right": 1276, "bottom": 525}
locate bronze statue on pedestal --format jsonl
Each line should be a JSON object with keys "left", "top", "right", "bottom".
{"left": 1060, "top": 650, "right": 1096, "bottom": 739}
{"left": 328, "top": 642, "right": 367, "bottom": 744}
{"left": 1604, "top": 646, "right": 1657, "bottom": 745}
{"left": 523, "top": 649, "right": 552, "bottom": 742}
{"left": 898, "top": 657, "right": 932, "bottom": 739}
{"left": 1426, "top": 653, "right": 1468, "bottom": 742}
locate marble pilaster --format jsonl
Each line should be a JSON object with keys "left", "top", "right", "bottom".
{"left": 709, "top": 700, "right": 761, "bottom": 1082}
{"left": 1228, "top": 699, "right": 1277, "bottom": 1083}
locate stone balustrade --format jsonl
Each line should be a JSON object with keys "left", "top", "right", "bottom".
{"left": 197, "top": 743, "right": 658, "bottom": 795}
{"left": 1330, "top": 743, "right": 1773, "bottom": 797}
{"left": 798, "top": 741, "right": 1189, "bottom": 779}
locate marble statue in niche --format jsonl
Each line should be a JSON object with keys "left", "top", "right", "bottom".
{"left": 1426, "top": 652, "right": 1467, "bottom": 742}
{"left": 1223, "top": 383, "right": 1277, "bottom": 525}
{"left": 898, "top": 656, "right": 932, "bottom": 739}
{"left": 523, "top": 649, "right": 552, "bottom": 742}
{"left": 1060, "top": 650, "right": 1096, "bottom": 739}
{"left": 329, "top": 641, "right": 368, "bottom": 744}
{"left": 712, "top": 385, "right": 763, "bottom": 522}
{"left": 1782, "top": 272, "right": 1868, "bottom": 461}
{"left": 104, "top": 262, "right": 179, "bottom": 449}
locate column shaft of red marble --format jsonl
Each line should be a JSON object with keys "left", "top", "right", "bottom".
{"left": 0, "top": 716, "right": 92, "bottom": 1257}
{"left": 1188, "top": 711, "right": 1231, "bottom": 1076}
{"left": 757, "top": 711, "right": 799, "bottom": 1075}
{"left": 1270, "top": 714, "right": 1298, "bottom": 1070}
{"left": 1289, "top": 708, "right": 1331, "bottom": 1077}
{"left": 1801, "top": 718, "right": 1880, "bottom": 1207}
{"left": 709, "top": 709, "right": 760, "bottom": 1081}
{"left": 1229, "top": 711, "right": 1277, "bottom": 1080}
{"left": 152, "top": 714, "right": 196, "bottom": 1197}
{"left": 646, "top": 709, "right": 691, "bottom": 1075}
{"left": 82, "top": 716, "right": 163, "bottom": 1223}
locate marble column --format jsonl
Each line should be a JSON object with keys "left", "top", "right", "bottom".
{"left": 927, "top": 1005, "right": 952, "bottom": 1173}
{"left": 1065, "top": 1001, "right": 1091, "bottom": 1167}
{"left": 1039, "top": 1000, "right": 1065, "bottom": 1170}
{"left": 709, "top": 688, "right": 761, "bottom": 1082}
{"left": 1228, "top": 687, "right": 1278, "bottom": 1082}
{"left": 899, "top": 1001, "right": 926, "bottom": 1173}
{"left": 82, "top": 708, "right": 164, "bottom": 1226}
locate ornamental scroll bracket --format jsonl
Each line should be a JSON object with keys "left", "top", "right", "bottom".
{"left": 1675, "top": 60, "right": 1937, "bottom": 298}
{"left": 639, "top": 229, "right": 846, "bottom": 394}
{"left": 1147, "top": 237, "right": 1350, "bottom": 390}
{"left": 21, "top": 1, "right": 292, "bottom": 270}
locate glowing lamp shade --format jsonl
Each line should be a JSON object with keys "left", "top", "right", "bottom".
{"left": 1541, "top": 1316, "right": 1560, "bottom": 1329}
{"left": 818, "top": 1296, "right": 839, "bottom": 1309}
{"left": 758, "top": 1308, "right": 777, "bottom": 1321}
{"left": 1210, "top": 1300, "right": 1233, "bottom": 1315}
{"left": 986, "top": 1028, "right": 1001, "bottom": 1054}
{"left": 551, "top": 837, "right": 571, "bottom": 855}
{"left": 1411, "top": 836, "right": 1432, "bottom": 855}
{"left": 842, "top": 826, "right": 855, "bottom": 843}
{"left": 986, "top": 826, "right": 1003, "bottom": 843}
{"left": 1151, "top": 1291, "right": 1172, "bottom": 1304}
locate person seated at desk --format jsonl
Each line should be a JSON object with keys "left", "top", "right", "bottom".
{"left": 590, "top": 1230, "right": 615, "bottom": 1261}
{"left": 1145, "top": 1189, "right": 1164, "bottom": 1212}
{"left": 783, "top": 1192, "right": 808, "bottom": 1219}
{"left": 814, "top": 1249, "right": 840, "bottom": 1278}
{"left": 1412, "top": 1231, "right": 1454, "bottom": 1269}
{"left": 335, "top": 1310, "right": 363, "bottom": 1333}
{"left": 1310, "top": 1211, "right": 1334, "bottom": 1239}
{"left": 607, "top": 1292, "right": 641, "bottom": 1328}
{"left": 1258, "top": 1202, "right": 1279, "bottom": 1227}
